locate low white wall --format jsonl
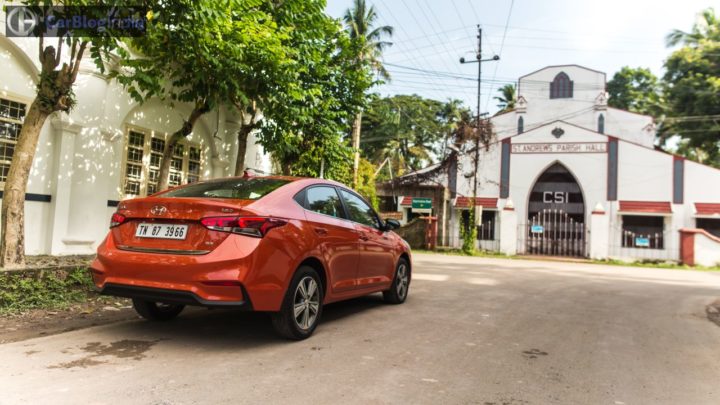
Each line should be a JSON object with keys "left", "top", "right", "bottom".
{"left": 695, "top": 232, "right": 720, "bottom": 267}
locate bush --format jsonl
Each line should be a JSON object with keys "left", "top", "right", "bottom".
{"left": 0, "top": 268, "right": 95, "bottom": 314}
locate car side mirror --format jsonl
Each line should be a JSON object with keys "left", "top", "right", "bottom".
{"left": 384, "top": 219, "right": 401, "bottom": 231}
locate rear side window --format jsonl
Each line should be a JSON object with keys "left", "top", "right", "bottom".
{"left": 304, "top": 186, "right": 344, "bottom": 218}
{"left": 160, "top": 178, "right": 289, "bottom": 199}
{"left": 339, "top": 189, "right": 380, "bottom": 228}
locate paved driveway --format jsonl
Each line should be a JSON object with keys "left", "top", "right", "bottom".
{"left": 2, "top": 254, "right": 720, "bottom": 404}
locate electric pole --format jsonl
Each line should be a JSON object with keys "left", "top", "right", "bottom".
{"left": 460, "top": 25, "right": 499, "bottom": 238}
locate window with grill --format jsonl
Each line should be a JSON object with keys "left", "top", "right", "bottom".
{"left": 123, "top": 128, "right": 203, "bottom": 197}
{"left": 621, "top": 215, "right": 664, "bottom": 249}
{"left": 0, "top": 98, "right": 27, "bottom": 183}
{"left": 550, "top": 72, "right": 573, "bottom": 99}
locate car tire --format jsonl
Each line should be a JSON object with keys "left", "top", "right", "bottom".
{"left": 383, "top": 258, "right": 410, "bottom": 304}
{"left": 272, "top": 266, "right": 324, "bottom": 340}
{"left": 132, "top": 299, "right": 185, "bottom": 321}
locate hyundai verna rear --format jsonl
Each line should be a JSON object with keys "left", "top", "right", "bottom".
{"left": 90, "top": 176, "right": 411, "bottom": 339}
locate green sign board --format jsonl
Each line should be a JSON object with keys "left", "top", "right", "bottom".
{"left": 411, "top": 198, "right": 432, "bottom": 209}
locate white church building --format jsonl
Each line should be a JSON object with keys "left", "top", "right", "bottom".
{"left": 1, "top": 32, "right": 271, "bottom": 256}
{"left": 401, "top": 65, "right": 720, "bottom": 266}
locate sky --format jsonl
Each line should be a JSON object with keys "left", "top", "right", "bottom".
{"left": 325, "top": 0, "right": 717, "bottom": 115}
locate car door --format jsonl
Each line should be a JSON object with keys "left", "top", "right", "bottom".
{"left": 298, "top": 186, "right": 360, "bottom": 293}
{"left": 337, "top": 188, "right": 396, "bottom": 290}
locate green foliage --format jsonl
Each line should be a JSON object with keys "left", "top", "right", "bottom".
{"left": 460, "top": 207, "right": 477, "bottom": 255}
{"left": 494, "top": 84, "right": 516, "bottom": 112}
{"left": 356, "top": 158, "right": 378, "bottom": 208}
{"left": 0, "top": 268, "right": 94, "bottom": 314}
{"left": 343, "top": 0, "right": 394, "bottom": 80}
{"left": 607, "top": 66, "right": 662, "bottom": 116}
{"left": 256, "top": 1, "right": 374, "bottom": 180}
{"left": 362, "top": 95, "right": 469, "bottom": 179}
{"left": 660, "top": 8, "right": 720, "bottom": 167}
{"left": 112, "top": 0, "right": 289, "bottom": 110}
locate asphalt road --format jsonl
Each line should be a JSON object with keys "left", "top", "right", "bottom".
{"left": 2, "top": 254, "right": 720, "bottom": 405}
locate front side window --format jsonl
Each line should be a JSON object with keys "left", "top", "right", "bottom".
{"left": 339, "top": 189, "right": 380, "bottom": 228}
{"left": 0, "top": 98, "right": 26, "bottom": 183}
{"left": 305, "top": 186, "right": 344, "bottom": 218}
{"left": 621, "top": 215, "right": 664, "bottom": 249}
{"left": 160, "top": 178, "right": 289, "bottom": 199}
{"left": 123, "top": 127, "right": 203, "bottom": 197}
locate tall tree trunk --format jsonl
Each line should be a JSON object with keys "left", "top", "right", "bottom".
{"left": 351, "top": 111, "right": 362, "bottom": 188}
{"left": 157, "top": 106, "right": 207, "bottom": 191}
{"left": 234, "top": 125, "right": 253, "bottom": 176}
{"left": 0, "top": 102, "right": 51, "bottom": 268}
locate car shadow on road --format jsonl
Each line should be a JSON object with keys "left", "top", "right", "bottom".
{"left": 98, "top": 293, "right": 388, "bottom": 350}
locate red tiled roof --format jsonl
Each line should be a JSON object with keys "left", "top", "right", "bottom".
{"left": 695, "top": 203, "right": 720, "bottom": 216}
{"left": 618, "top": 201, "right": 672, "bottom": 214}
{"left": 454, "top": 197, "right": 499, "bottom": 209}
{"left": 400, "top": 197, "right": 413, "bottom": 206}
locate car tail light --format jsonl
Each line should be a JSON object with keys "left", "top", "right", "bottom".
{"left": 110, "top": 213, "right": 126, "bottom": 228}
{"left": 200, "top": 216, "right": 287, "bottom": 237}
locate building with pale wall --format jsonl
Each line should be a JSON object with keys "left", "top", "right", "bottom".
{"left": 392, "top": 65, "right": 720, "bottom": 264}
{"left": 0, "top": 32, "right": 271, "bottom": 255}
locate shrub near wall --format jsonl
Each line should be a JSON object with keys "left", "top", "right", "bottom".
{"left": 0, "top": 268, "right": 94, "bottom": 314}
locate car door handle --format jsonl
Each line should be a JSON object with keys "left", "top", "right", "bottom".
{"left": 313, "top": 227, "right": 328, "bottom": 235}
{"left": 359, "top": 233, "right": 369, "bottom": 241}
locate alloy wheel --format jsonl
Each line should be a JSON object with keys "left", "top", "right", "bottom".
{"left": 293, "top": 276, "right": 320, "bottom": 330}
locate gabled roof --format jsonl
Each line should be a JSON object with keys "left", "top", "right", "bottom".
{"left": 518, "top": 64, "right": 607, "bottom": 81}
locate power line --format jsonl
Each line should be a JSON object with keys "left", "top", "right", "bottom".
{"left": 484, "top": 0, "right": 514, "bottom": 112}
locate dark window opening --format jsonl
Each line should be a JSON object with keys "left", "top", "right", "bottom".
{"left": 477, "top": 210, "right": 496, "bottom": 240}
{"left": 598, "top": 114, "right": 605, "bottom": 134}
{"left": 460, "top": 210, "right": 496, "bottom": 241}
{"left": 550, "top": 72, "right": 573, "bottom": 99}
{"left": 621, "top": 215, "right": 664, "bottom": 249}
{"left": 518, "top": 116, "right": 524, "bottom": 134}
{"left": 697, "top": 218, "right": 720, "bottom": 238}
{"left": 378, "top": 196, "right": 397, "bottom": 212}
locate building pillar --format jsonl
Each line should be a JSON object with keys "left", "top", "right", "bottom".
{"left": 499, "top": 199, "right": 517, "bottom": 255}
{"left": 589, "top": 203, "right": 609, "bottom": 259}
{"left": 48, "top": 116, "right": 83, "bottom": 255}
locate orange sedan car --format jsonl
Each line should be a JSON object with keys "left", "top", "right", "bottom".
{"left": 90, "top": 176, "right": 411, "bottom": 339}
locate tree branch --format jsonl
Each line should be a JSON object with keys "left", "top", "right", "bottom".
{"left": 55, "top": 36, "right": 63, "bottom": 67}
{"left": 38, "top": 32, "right": 45, "bottom": 64}
{"left": 70, "top": 41, "right": 88, "bottom": 83}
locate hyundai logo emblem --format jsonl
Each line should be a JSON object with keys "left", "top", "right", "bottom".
{"left": 150, "top": 205, "right": 168, "bottom": 216}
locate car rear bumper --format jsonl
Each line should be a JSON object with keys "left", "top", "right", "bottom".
{"left": 98, "top": 283, "right": 252, "bottom": 309}
{"left": 90, "top": 232, "right": 293, "bottom": 311}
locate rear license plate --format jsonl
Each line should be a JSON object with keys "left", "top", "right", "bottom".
{"left": 135, "top": 223, "right": 189, "bottom": 240}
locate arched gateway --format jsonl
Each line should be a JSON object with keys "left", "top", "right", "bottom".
{"left": 525, "top": 163, "right": 586, "bottom": 257}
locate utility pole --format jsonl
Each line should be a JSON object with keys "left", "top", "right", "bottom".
{"left": 460, "top": 25, "right": 499, "bottom": 242}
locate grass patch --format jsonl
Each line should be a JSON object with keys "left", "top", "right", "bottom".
{"left": 0, "top": 268, "right": 96, "bottom": 315}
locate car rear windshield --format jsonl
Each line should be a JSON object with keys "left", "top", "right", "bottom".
{"left": 160, "top": 178, "right": 290, "bottom": 200}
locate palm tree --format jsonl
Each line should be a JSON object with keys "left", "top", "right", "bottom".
{"left": 343, "top": 0, "right": 393, "bottom": 188}
{"left": 666, "top": 8, "right": 719, "bottom": 46}
{"left": 494, "top": 84, "right": 516, "bottom": 112}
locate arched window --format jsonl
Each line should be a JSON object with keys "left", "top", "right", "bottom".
{"left": 598, "top": 114, "right": 605, "bottom": 134}
{"left": 517, "top": 116, "right": 524, "bottom": 134}
{"left": 550, "top": 72, "right": 573, "bottom": 99}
